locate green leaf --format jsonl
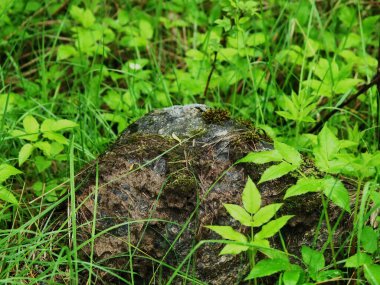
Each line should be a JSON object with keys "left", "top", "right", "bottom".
{"left": 57, "top": 45, "right": 78, "bottom": 61}
{"left": 345, "top": 252, "right": 373, "bottom": 268}
{"left": 301, "top": 246, "right": 325, "bottom": 276}
{"left": 255, "top": 215, "right": 294, "bottom": 240}
{"left": 275, "top": 141, "right": 302, "bottom": 166}
{"left": 363, "top": 264, "right": 380, "bottom": 285}
{"left": 18, "top": 143, "right": 34, "bottom": 166}
{"left": 224, "top": 204, "right": 252, "bottom": 226}
{"left": 35, "top": 156, "right": 52, "bottom": 173}
{"left": 284, "top": 177, "right": 323, "bottom": 199}
{"left": 242, "top": 177, "right": 261, "bottom": 214}
{"left": 322, "top": 177, "right": 350, "bottom": 212}
{"left": 313, "top": 125, "right": 340, "bottom": 172}
{"left": 360, "top": 226, "right": 378, "bottom": 254}
{"left": 245, "top": 258, "right": 290, "bottom": 280}
{"left": 237, "top": 150, "right": 282, "bottom": 164}
{"left": 259, "top": 162, "right": 297, "bottom": 184}
{"left": 139, "top": 19, "right": 153, "bottom": 39}
{"left": 0, "top": 186, "right": 18, "bottom": 204}
{"left": 34, "top": 141, "right": 51, "bottom": 157}
{"left": 23, "top": 115, "right": 39, "bottom": 134}
{"left": 282, "top": 270, "right": 302, "bottom": 285}
{"left": 41, "top": 119, "right": 78, "bottom": 132}
{"left": 205, "top": 226, "right": 247, "bottom": 242}
{"left": 316, "top": 270, "right": 342, "bottom": 282}
{"left": 219, "top": 243, "right": 249, "bottom": 255}
{"left": 0, "top": 164, "right": 22, "bottom": 182}
{"left": 43, "top": 132, "right": 68, "bottom": 145}
{"left": 251, "top": 203, "right": 283, "bottom": 227}
{"left": 70, "top": 6, "right": 95, "bottom": 28}
{"left": 334, "top": 78, "right": 363, "bottom": 94}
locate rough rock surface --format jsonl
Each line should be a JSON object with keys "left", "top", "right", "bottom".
{"left": 76, "top": 104, "right": 350, "bottom": 284}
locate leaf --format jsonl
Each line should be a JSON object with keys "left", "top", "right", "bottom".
{"left": 139, "top": 19, "right": 153, "bottom": 39}
{"left": 242, "top": 177, "right": 261, "bottom": 214}
{"left": 313, "top": 125, "right": 340, "bottom": 171}
{"left": 259, "top": 162, "right": 297, "bottom": 184}
{"left": 0, "top": 164, "right": 22, "bottom": 182}
{"left": 0, "top": 186, "right": 18, "bottom": 204}
{"left": 255, "top": 215, "right": 294, "bottom": 240}
{"left": 70, "top": 6, "right": 95, "bottom": 28}
{"left": 360, "top": 226, "right": 378, "bottom": 254}
{"left": 322, "top": 177, "right": 350, "bottom": 212}
{"left": 275, "top": 141, "right": 302, "bottom": 166}
{"left": 43, "top": 132, "right": 68, "bottom": 145}
{"left": 57, "top": 45, "right": 78, "bottom": 61}
{"left": 334, "top": 78, "right": 363, "bottom": 94}
{"left": 245, "top": 258, "right": 291, "bottom": 280}
{"left": 284, "top": 177, "right": 323, "bottom": 199}
{"left": 224, "top": 204, "right": 252, "bottom": 226}
{"left": 34, "top": 156, "right": 52, "bottom": 173}
{"left": 363, "top": 264, "right": 380, "bottom": 285}
{"left": 251, "top": 203, "right": 283, "bottom": 227}
{"left": 23, "top": 115, "right": 39, "bottom": 134}
{"left": 219, "top": 243, "right": 249, "bottom": 255}
{"left": 237, "top": 150, "right": 282, "bottom": 164}
{"left": 345, "top": 252, "right": 373, "bottom": 268}
{"left": 18, "top": 143, "right": 34, "bottom": 166}
{"left": 282, "top": 270, "right": 302, "bottom": 285}
{"left": 34, "top": 141, "right": 52, "bottom": 157}
{"left": 301, "top": 246, "right": 325, "bottom": 276}
{"left": 205, "top": 226, "right": 247, "bottom": 242}
{"left": 41, "top": 119, "right": 78, "bottom": 132}
{"left": 317, "top": 270, "right": 342, "bottom": 282}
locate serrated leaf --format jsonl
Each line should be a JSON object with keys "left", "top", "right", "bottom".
{"left": 23, "top": 115, "right": 39, "bottom": 134}
{"left": 242, "top": 177, "right": 261, "bottom": 214}
{"left": 322, "top": 177, "right": 350, "bottom": 212}
{"left": 251, "top": 203, "right": 283, "bottom": 227}
{"left": 345, "top": 252, "right": 372, "bottom": 268}
{"left": 284, "top": 177, "right": 323, "bottom": 199}
{"left": 224, "top": 204, "right": 252, "bottom": 226}
{"left": 301, "top": 246, "right": 325, "bottom": 276}
{"left": 237, "top": 150, "right": 282, "bottom": 164}
{"left": 0, "top": 164, "right": 22, "bottom": 182}
{"left": 19, "top": 143, "right": 34, "bottom": 166}
{"left": 363, "top": 264, "right": 380, "bottom": 285}
{"left": 205, "top": 226, "right": 247, "bottom": 242}
{"left": 245, "top": 258, "right": 291, "bottom": 280}
{"left": 0, "top": 186, "right": 18, "bottom": 204}
{"left": 219, "top": 243, "right": 249, "bottom": 255}
{"left": 259, "top": 162, "right": 297, "bottom": 184}
{"left": 275, "top": 141, "right": 302, "bottom": 166}
{"left": 255, "top": 215, "right": 294, "bottom": 240}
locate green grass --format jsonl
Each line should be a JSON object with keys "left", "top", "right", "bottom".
{"left": 0, "top": 0, "right": 379, "bottom": 284}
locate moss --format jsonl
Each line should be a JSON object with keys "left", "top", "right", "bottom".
{"left": 165, "top": 168, "right": 197, "bottom": 195}
{"left": 201, "top": 108, "right": 231, "bottom": 124}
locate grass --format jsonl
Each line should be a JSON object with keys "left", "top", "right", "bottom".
{"left": 0, "top": 0, "right": 379, "bottom": 284}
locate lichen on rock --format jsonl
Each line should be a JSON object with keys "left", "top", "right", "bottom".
{"left": 75, "top": 104, "right": 350, "bottom": 284}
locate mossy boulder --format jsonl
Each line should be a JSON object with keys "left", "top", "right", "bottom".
{"left": 76, "top": 104, "right": 350, "bottom": 284}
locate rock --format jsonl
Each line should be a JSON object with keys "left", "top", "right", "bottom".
{"left": 76, "top": 104, "right": 350, "bottom": 284}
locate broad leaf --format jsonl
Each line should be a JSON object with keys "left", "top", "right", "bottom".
{"left": 237, "top": 150, "right": 282, "bottom": 164}
{"left": 259, "top": 162, "right": 297, "bottom": 184}
{"left": 242, "top": 177, "right": 261, "bottom": 214}
{"left": 19, "top": 143, "right": 34, "bottom": 166}
{"left": 360, "top": 226, "right": 378, "bottom": 254}
{"left": 0, "top": 164, "right": 22, "bottom": 182}
{"left": 284, "top": 177, "right": 323, "bottom": 199}
{"left": 301, "top": 246, "right": 325, "bottom": 276}
{"left": 0, "top": 186, "right": 18, "bottom": 204}
{"left": 35, "top": 156, "right": 52, "bottom": 173}
{"left": 275, "top": 141, "right": 302, "bottom": 166}
{"left": 220, "top": 243, "right": 249, "bottom": 255}
{"left": 363, "top": 264, "right": 380, "bottom": 285}
{"left": 23, "top": 115, "right": 39, "bottom": 134}
{"left": 43, "top": 132, "right": 68, "bottom": 145}
{"left": 34, "top": 141, "right": 52, "bottom": 157}
{"left": 345, "top": 252, "right": 372, "bottom": 268}
{"left": 224, "top": 204, "right": 251, "bottom": 226}
{"left": 282, "top": 270, "right": 302, "bottom": 285}
{"left": 255, "top": 215, "right": 294, "bottom": 240}
{"left": 251, "top": 203, "right": 283, "bottom": 227}
{"left": 205, "top": 226, "right": 247, "bottom": 242}
{"left": 322, "top": 177, "right": 350, "bottom": 212}
{"left": 245, "top": 258, "right": 290, "bottom": 280}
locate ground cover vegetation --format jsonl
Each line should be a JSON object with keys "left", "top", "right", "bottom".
{"left": 0, "top": 0, "right": 379, "bottom": 284}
